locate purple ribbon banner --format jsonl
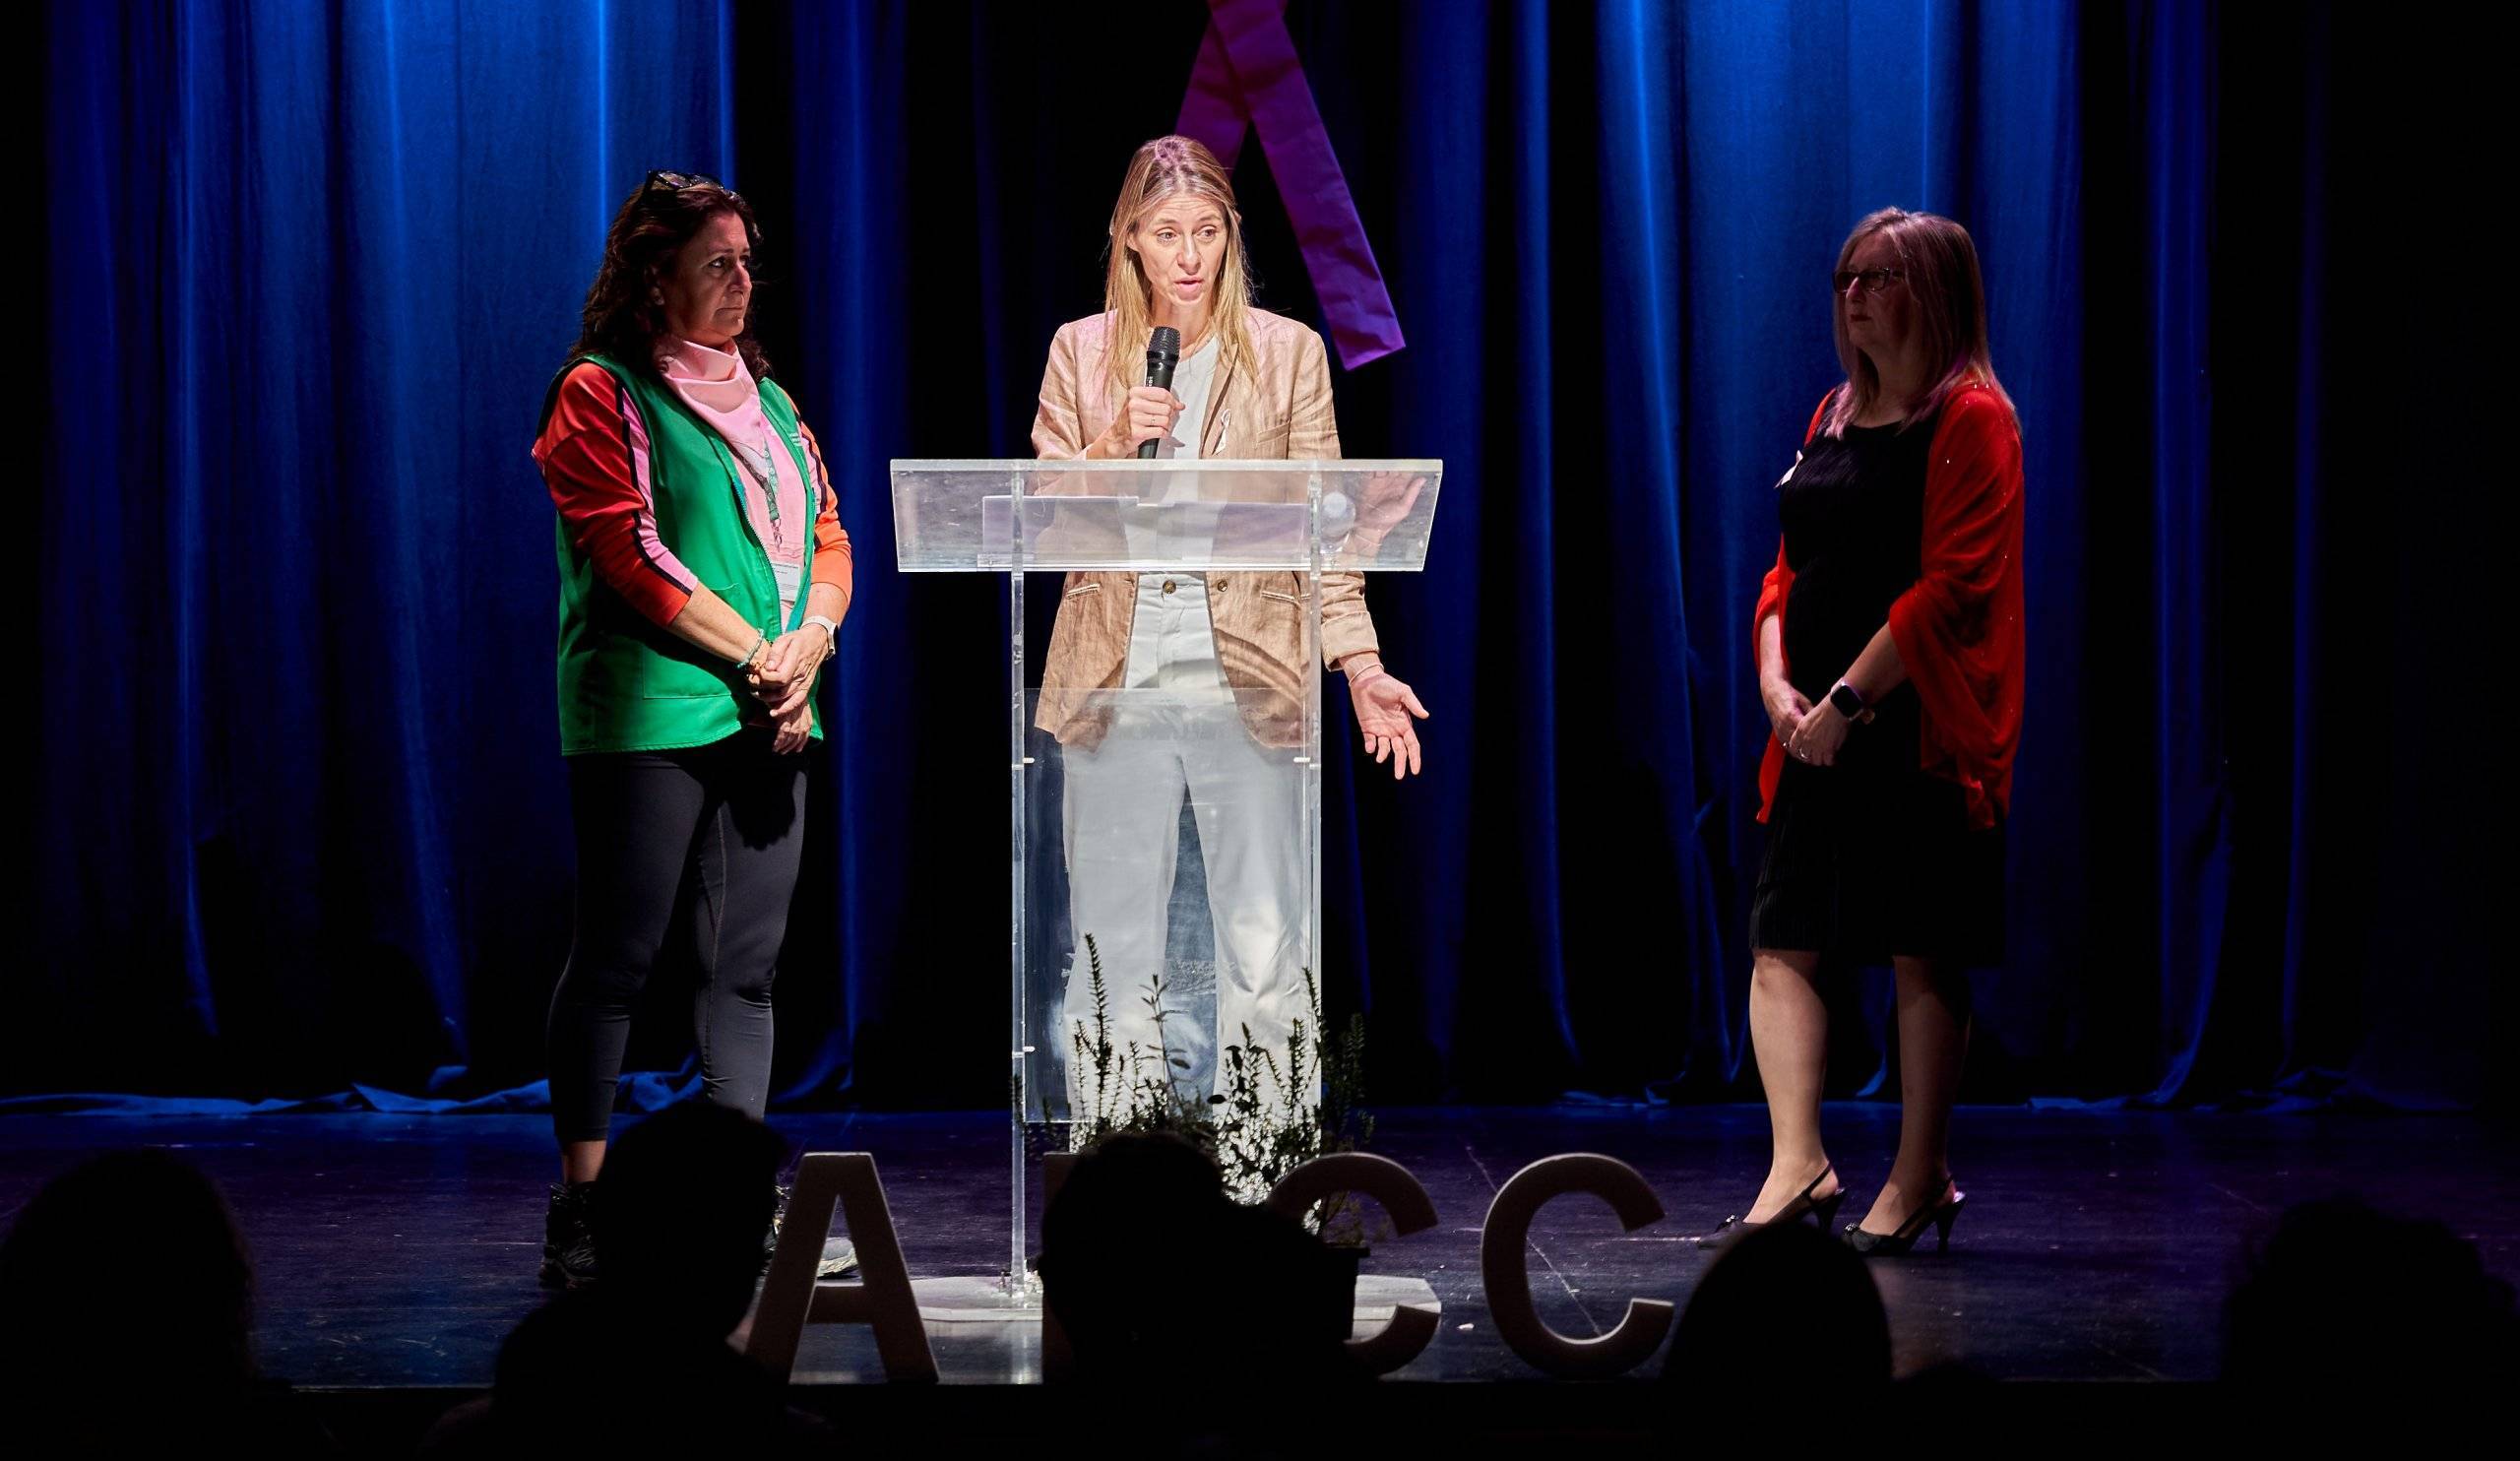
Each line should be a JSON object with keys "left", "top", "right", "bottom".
{"left": 1176, "top": 0, "right": 1406, "bottom": 369}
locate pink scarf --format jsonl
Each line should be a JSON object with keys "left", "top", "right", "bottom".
{"left": 659, "top": 337, "right": 807, "bottom": 569}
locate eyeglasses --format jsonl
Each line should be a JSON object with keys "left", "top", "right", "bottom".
{"left": 645, "top": 169, "right": 723, "bottom": 194}
{"left": 1833, "top": 268, "right": 1907, "bottom": 296}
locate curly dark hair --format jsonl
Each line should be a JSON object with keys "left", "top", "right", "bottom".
{"left": 569, "top": 170, "right": 773, "bottom": 379}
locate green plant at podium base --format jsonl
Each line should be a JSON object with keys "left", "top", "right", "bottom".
{"left": 1069, "top": 933, "right": 1375, "bottom": 1229}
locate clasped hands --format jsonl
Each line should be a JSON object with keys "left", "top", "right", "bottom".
{"left": 743, "top": 625, "right": 833, "bottom": 754}
{"left": 1763, "top": 676, "right": 1872, "bottom": 768}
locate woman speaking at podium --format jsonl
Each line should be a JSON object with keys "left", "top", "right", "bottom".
{"left": 1029, "top": 136, "right": 1426, "bottom": 1114}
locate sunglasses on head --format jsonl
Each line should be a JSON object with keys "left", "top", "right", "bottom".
{"left": 644, "top": 169, "right": 724, "bottom": 194}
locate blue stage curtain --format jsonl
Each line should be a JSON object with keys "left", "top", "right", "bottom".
{"left": 34, "top": 0, "right": 738, "bottom": 1097}
{"left": 31, "top": 2, "right": 2488, "bottom": 1111}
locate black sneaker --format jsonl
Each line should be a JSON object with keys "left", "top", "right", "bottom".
{"left": 759, "top": 1183, "right": 786, "bottom": 1275}
{"left": 760, "top": 1183, "right": 858, "bottom": 1279}
{"left": 539, "top": 1180, "right": 598, "bottom": 1289}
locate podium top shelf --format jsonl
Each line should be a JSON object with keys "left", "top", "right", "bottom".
{"left": 889, "top": 458, "right": 1442, "bottom": 573}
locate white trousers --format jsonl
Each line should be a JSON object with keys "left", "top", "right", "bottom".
{"left": 1061, "top": 573, "right": 1304, "bottom": 1114}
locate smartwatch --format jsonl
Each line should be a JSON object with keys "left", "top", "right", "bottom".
{"left": 1828, "top": 680, "right": 1866, "bottom": 720}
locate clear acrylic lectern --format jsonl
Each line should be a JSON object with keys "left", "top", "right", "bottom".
{"left": 889, "top": 458, "right": 1440, "bottom": 1317}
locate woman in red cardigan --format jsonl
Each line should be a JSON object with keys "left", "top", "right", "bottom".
{"left": 1701, "top": 209, "right": 2025, "bottom": 1257}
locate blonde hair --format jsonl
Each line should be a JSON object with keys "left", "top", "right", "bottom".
{"left": 1098, "top": 136, "right": 1256, "bottom": 400}
{"left": 1823, "top": 208, "right": 2016, "bottom": 436}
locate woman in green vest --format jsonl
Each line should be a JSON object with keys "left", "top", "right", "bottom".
{"left": 530, "top": 171, "right": 853, "bottom": 1289}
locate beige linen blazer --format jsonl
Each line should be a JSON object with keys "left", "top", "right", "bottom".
{"left": 1029, "top": 308, "right": 1379, "bottom": 749}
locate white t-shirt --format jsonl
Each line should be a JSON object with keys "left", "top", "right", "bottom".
{"left": 1124, "top": 336, "right": 1225, "bottom": 690}
{"left": 1155, "top": 337, "right": 1221, "bottom": 461}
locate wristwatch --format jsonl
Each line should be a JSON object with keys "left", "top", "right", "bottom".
{"left": 804, "top": 614, "right": 841, "bottom": 651}
{"left": 1828, "top": 680, "right": 1866, "bottom": 720}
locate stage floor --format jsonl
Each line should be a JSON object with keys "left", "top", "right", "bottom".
{"left": 3, "top": 1105, "right": 2511, "bottom": 1387}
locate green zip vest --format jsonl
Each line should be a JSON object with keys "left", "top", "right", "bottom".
{"left": 542, "top": 352, "right": 822, "bottom": 755}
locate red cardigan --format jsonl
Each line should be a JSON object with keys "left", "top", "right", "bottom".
{"left": 1755, "top": 384, "right": 2026, "bottom": 830}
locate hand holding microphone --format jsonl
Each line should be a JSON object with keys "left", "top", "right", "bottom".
{"left": 1134, "top": 326, "right": 1181, "bottom": 459}
{"left": 1095, "top": 326, "right": 1184, "bottom": 457}
{"left": 1110, "top": 386, "right": 1182, "bottom": 455}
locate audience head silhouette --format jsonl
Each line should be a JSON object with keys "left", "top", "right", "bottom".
{"left": 426, "top": 1100, "right": 810, "bottom": 1453}
{"left": 1, "top": 1147, "right": 256, "bottom": 1390}
{"left": 593, "top": 1097, "right": 787, "bottom": 1333}
{"left": 1042, "top": 1133, "right": 1350, "bottom": 1385}
{"left": 2224, "top": 1195, "right": 2519, "bottom": 1389}
{"left": 1, "top": 1149, "right": 335, "bottom": 1453}
{"left": 1667, "top": 1220, "right": 1892, "bottom": 1387}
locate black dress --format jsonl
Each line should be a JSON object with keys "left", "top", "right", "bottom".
{"left": 1748, "top": 411, "right": 2003, "bottom": 966}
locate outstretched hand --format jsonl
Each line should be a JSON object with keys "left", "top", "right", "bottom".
{"left": 1348, "top": 664, "right": 1430, "bottom": 780}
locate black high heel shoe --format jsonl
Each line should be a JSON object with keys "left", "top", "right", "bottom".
{"left": 1697, "top": 1165, "right": 1847, "bottom": 1251}
{"left": 1842, "top": 1177, "right": 1964, "bottom": 1256}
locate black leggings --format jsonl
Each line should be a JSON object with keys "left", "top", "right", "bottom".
{"left": 547, "top": 731, "right": 806, "bottom": 1145}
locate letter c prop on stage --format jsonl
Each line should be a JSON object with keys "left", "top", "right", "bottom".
{"left": 1479, "top": 1153, "right": 1675, "bottom": 1379}
{"left": 1266, "top": 1152, "right": 1442, "bottom": 1374}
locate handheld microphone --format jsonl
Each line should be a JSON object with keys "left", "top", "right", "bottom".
{"left": 1137, "top": 326, "right": 1181, "bottom": 459}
